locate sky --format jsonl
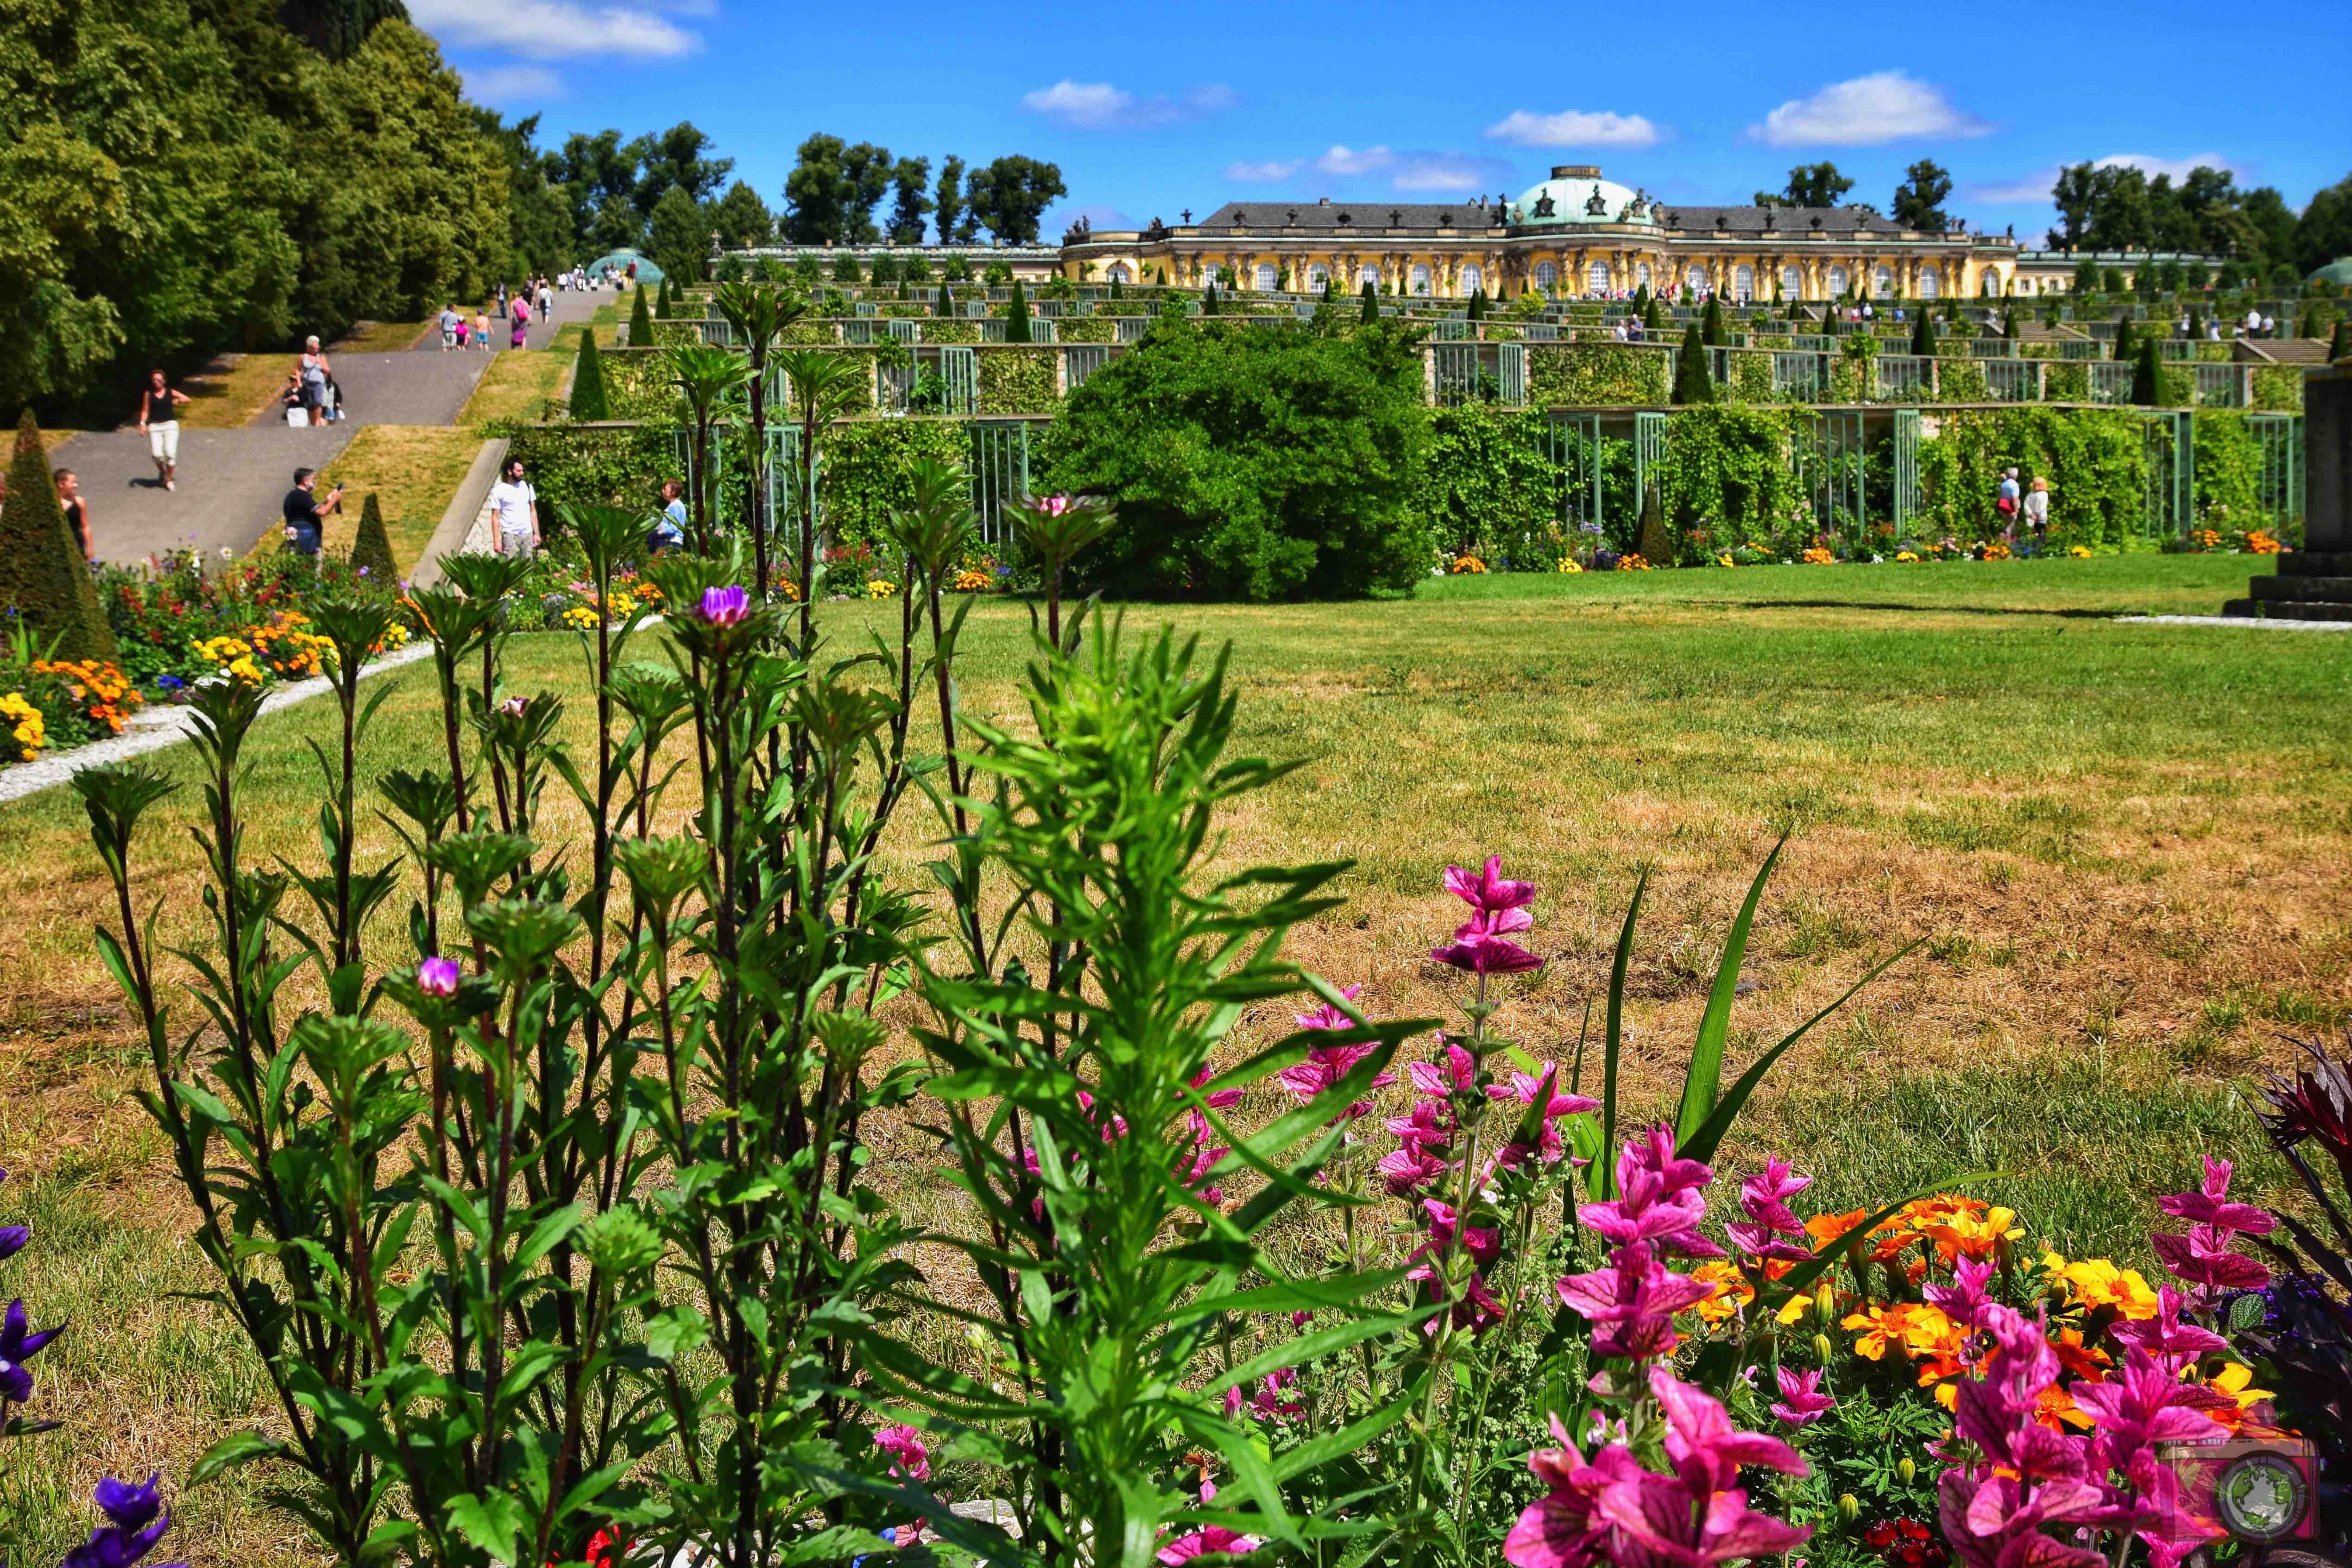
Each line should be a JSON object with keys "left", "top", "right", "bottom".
{"left": 412, "top": 0, "right": 2352, "bottom": 247}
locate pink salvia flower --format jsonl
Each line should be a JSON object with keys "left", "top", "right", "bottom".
{"left": 1431, "top": 933, "right": 1544, "bottom": 975}
{"left": 1923, "top": 1257, "right": 1999, "bottom": 1332}
{"left": 1377, "top": 1143, "right": 1450, "bottom": 1196}
{"left": 1554, "top": 1241, "right": 1715, "bottom": 1362}
{"left": 1407, "top": 1042, "right": 1476, "bottom": 1102}
{"left": 417, "top": 956, "right": 460, "bottom": 999}
{"left": 2106, "top": 1286, "right": 2228, "bottom": 1364}
{"left": 1158, "top": 1480, "right": 1258, "bottom": 1566}
{"left": 874, "top": 1423, "right": 930, "bottom": 1483}
{"left": 1276, "top": 998, "right": 1396, "bottom": 1120}
{"left": 2150, "top": 1157, "right": 2273, "bottom": 1303}
{"left": 1577, "top": 1126, "right": 1721, "bottom": 1259}
{"left": 1726, "top": 1155, "right": 1816, "bottom": 1263}
{"left": 1444, "top": 855, "right": 1536, "bottom": 913}
{"left": 2071, "top": 1348, "right": 2231, "bottom": 1468}
{"left": 1768, "top": 1366, "right": 1836, "bottom": 1428}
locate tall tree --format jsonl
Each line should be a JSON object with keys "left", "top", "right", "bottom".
{"left": 472, "top": 109, "right": 574, "bottom": 274}
{"left": 782, "top": 133, "right": 850, "bottom": 244}
{"left": 276, "top": 0, "right": 406, "bottom": 60}
{"left": 627, "top": 121, "right": 732, "bottom": 218}
{"left": 2241, "top": 186, "right": 2299, "bottom": 266}
{"left": 1890, "top": 159, "right": 1952, "bottom": 230}
{"left": 934, "top": 155, "right": 968, "bottom": 244}
{"left": 2051, "top": 163, "right": 2099, "bottom": 250}
{"left": 2083, "top": 165, "right": 2153, "bottom": 251}
{"left": 714, "top": 180, "right": 774, "bottom": 247}
{"left": 551, "top": 129, "right": 639, "bottom": 251}
{"left": 2295, "top": 173, "right": 2352, "bottom": 277}
{"left": 837, "top": 142, "right": 895, "bottom": 243}
{"left": 646, "top": 184, "right": 709, "bottom": 282}
{"left": 964, "top": 155, "right": 1066, "bottom": 244}
{"left": 1756, "top": 163, "right": 1852, "bottom": 208}
{"left": 886, "top": 157, "right": 933, "bottom": 246}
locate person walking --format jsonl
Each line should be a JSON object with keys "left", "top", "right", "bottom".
{"left": 496, "top": 281, "right": 510, "bottom": 320}
{"left": 55, "top": 468, "right": 91, "bottom": 560}
{"left": 2021, "top": 476, "right": 2050, "bottom": 542}
{"left": 488, "top": 457, "right": 538, "bottom": 557}
{"left": 510, "top": 295, "right": 530, "bottom": 349}
{"left": 438, "top": 302, "right": 461, "bottom": 351}
{"left": 281, "top": 466, "right": 341, "bottom": 558}
{"left": 1995, "top": 466, "right": 2021, "bottom": 529}
{"left": 474, "top": 306, "right": 491, "bottom": 351}
{"left": 135, "top": 369, "right": 189, "bottom": 491}
{"left": 299, "top": 336, "right": 333, "bottom": 426}
{"left": 536, "top": 276, "right": 553, "bottom": 320}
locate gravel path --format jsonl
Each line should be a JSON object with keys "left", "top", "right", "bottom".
{"left": 2114, "top": 614, "right": 2351, "bottom": 630}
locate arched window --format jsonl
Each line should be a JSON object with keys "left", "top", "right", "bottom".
{"left": 1459, "top": 264, "right": 1484, "bottom": 297}
{"left": 1824, "top": 264, "right": 1849, "bottom": 297}
{"left": 1533, "top": 261, "right": 1558, "bottom": 290}
{"left": 1106, "top": 263, "right": 1131, "bottom": 284}
{"left": 1587, "top": 261, "right": 1611, "bottom": 294}
{"left": 1411, "top": 264, "right": 1431, "bottom": 296}
{"left": 1685, "top": 264, "right": 1709, "bottom": 294}
{"left": 1980, "top": 268, "right": 2001, "bottom": 297}
{"left": 1873, "top": 266, "right": 1893, "bottom": 298}
{"left": 1254, "top": 263, "right": 1278, "bottom": 292}
{"left": 1917, "top": 265, "right": 1939, "bottom": 299}
{"left": 1359, "top": 264, "right": 1382, "bottom": 290}
{"left": 1780, "top": 265, "right": 1803, "bottom": 299}
{"left": 1635, "top": 261, "right": 1652, "bottom": 290}
{"left": 1307, "top": 264, "right": 1330, "bottom": 290}
{"left": 1733, "top": 265, "right": 1755, "bottom": 302}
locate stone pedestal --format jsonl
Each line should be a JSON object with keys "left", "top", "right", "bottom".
{"left": 2226, "top": 365, "right": 2352, "bottom": 619}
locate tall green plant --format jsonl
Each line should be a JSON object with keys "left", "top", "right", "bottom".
{"left": 0, "top": 411, "right": 113, "bottom": 660}
{"left": 1006, "top": 279, "right": 1033, "bottom": 342}
{"left": 629, "top": 284, "right": 654, "bottom": 346}
{"left": 570, "top": 328, "right": 612, "bottom": 420}
{"left": 711, "top": 282, "right": 812, "bottom": 597}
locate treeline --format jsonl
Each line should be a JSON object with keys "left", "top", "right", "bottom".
{"left": 2051, "top": 164, "right": 2352, "bottom": 276}
{"left": 6, "top": 0, "right": 511, "bottom": 417}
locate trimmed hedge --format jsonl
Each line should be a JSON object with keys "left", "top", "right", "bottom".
{"left": 0, "top": 412, "right": 114, "bottom": 659}
{"left": 818, "top": 421, "right": 974, "bottom": 554}
{"left": 1724, "top": 351, "right": 1774, "bottom": 404}
{"left": 1526, "top": 342, "right": 1670, "bottom": 405}
{"left": 923, "top": 320, "right": 981, "bottom": 346}
{"left": 979, "top": 347, "right": 1059, "bottom": 414}
{"left": 2252, "top": 366, "right": 2303, "bottom": 411}
{"left": 1914, "top": 407, "right": 2145, "bottom": 546}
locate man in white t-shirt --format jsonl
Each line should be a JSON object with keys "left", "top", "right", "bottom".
{"left": 488, "top": 458, "right": 538, "bottom": 556}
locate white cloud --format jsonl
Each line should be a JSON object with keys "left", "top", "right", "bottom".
{"left": 409, "top": 0, "right": 698, "bottom": 58}
{"left": 1225, "top": 159, "right": 1301, "bottom": 183}
{"left": 1747, "top": 70, "right": 1990, "bottom": 147}
{"left": 1392, "top": 155, "right": 1508, "bottom": 193}
{"left": 464, "top": 63, "right": 564, "bottom": 100}
{"left": 1482, "top": 109, "right": 1660, "bottom": 149}
{"left": 1021, "top": 80, "right": 1237, "bottom": 130}
{"left": 1315, "top": 144, "right": 1394, "bottom": 176}
{"left": 1967, "top": 169, "right": 2060, "bottom": 205}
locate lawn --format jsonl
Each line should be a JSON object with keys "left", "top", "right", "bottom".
{"left": 242, "top": 423, "right": 484, "bottom": 567}
{"left": 454, "top": 307, "right": 615, "bottom": 426}
{"left": 0, "top": 552, "right": 2344, "bottom": 1559}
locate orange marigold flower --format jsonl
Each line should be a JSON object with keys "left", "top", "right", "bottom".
{"left": 1690, "top": 1259, "right": 1753, "bottom": 1325}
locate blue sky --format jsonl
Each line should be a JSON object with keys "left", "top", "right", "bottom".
{"left": 412, "top": 0, "right": 2352, "bottom": 246}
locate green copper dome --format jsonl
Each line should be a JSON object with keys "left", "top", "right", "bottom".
{"left": 1511, "top": 166, "right": 1657, "bottom": 227}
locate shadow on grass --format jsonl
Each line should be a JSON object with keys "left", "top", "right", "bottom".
{"left": 1724, "top": 598, "right": 2146, "bottom": 620}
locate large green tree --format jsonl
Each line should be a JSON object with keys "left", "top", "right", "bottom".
{"left": 473, "top": 110, "right": 575, "bottom": 276}
{"left": 1756, "top": 163, "right": 1853, "bottom": 209}
{"left": 646, "top": 184, "right": 709, "bottom": 283}
{"left": 964, "top": 156, "right": 1066, "bottom": 244}
{"left": 1041, "top": 321, "right": 1433, "bottom": 600}
{"left": 713, "top": 180, "right": 773, "bottom": 247}
{"left": 886, "top": 156, "right": 933, "bottom": 245}
{"left": 2295, "top": 173, "right": 2352, "bottom": 277}
{"left": 1891, "top": 159, "right": 1952, "bottom": 230}
{"left": 934, "top": 155, "right": 968, "bottom": 243}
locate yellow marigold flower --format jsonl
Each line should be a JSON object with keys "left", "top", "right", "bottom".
{"left": 1843, "top": 1304, "right": 1909, "bottom": 1360}
{"left": 1689, "top": 1260, "right": 1752, "bottom": 1325}
{"left": 2048, "top": 1257, "right": 2160, "bottom": 1320}
{"left": 1715, "top": 554, "right": 1735, "bottom": 569}
{"left": 1555, "top": 558, "right": 1583, "bottom": 574}
{"left": 1920, "top": 1205, "right": 2025, "bottom": 1262}
{"left": 2068, "top": 545, "right": 2094, "bottom": 558}
{"left": 1801, "top": 547, "right": 1835, "bottom": 565}
{"left": 865, "top": 579, "right": 897, "bottom": 599}
{"left": 2202, "top": 1361, "right": 2270, "bottom": 1432}
{"left": 1894, "top": 550, "right": 1919, "bottom": 563}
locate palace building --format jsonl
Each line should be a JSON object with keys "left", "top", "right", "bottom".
{"left": 1056, "top": 165, "right": 2030, "bottom": 302}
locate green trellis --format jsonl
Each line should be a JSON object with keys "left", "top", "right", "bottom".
{"left": 969, "top": 421, "right": 1032, "bottom": 544}
{"left": 2244, "top": 413, "right": 2306, "bottom": 535}
{"left": 1633, "top": 412, "right": 1666, "bottom": 509}
{"left": 1798, "top": 410, "right": 1866, "bottom": 540}
{"left": 2139, "top": 410, "right": 2192, "bottom": 539}
{"left": 1892, "top": 409, "right": 1921, "bottom": 536}
{"left": 1544, "top": 415, "right": 1605, "bottom": 530}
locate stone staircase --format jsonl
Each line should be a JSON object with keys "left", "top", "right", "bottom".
{"left": 2224, "top": 551, "right": 2352, "bottom": 621}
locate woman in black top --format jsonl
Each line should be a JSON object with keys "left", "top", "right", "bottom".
{"left": 135, "top": 369, "right": 189, "bottom": 490}
{"left": 55, "top": 467, "right": 91, "bottom": 559}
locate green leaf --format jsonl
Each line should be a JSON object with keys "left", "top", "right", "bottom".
{"left": 1269, "top": 1395, "right": 1416, "bottom": 1483}
{"left": 442, "top": 1492, "right": 529, "bottom": 1562}
{"left": 1759, "top": 1171, "right": 1997, "bottom": 1306}
{"left": 1673, "top": 837, "right": 1782, "bottom": 1148}
{"left": 1596, "top": 866, "right": 1647, "bottom": 1199}
{"left": 190, "top": 1429, "right": 283, "bottom": 1485}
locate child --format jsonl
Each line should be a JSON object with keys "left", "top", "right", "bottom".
{"left": 454, "top": 314, "right": 470, "bottom": 348}
{"left": 474, "top": 309, "right": 491, "bottom": 349}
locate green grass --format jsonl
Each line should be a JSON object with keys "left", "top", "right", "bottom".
{"left": 0, "top": 553, "right": 2345, "bottom": 1559}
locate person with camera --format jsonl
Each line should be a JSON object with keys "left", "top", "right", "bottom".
{"left": 282, "top": 466, "right": 341, "bottom": 559}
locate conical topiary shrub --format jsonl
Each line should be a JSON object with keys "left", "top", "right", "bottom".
{"left": 1635, "top": 482, "right": 1673, "bottom": 565}
{"left": 350, "top": 491, "right": 398, "bottom": 583}
{"left": 2113, "top": 318, "right": 2136, "bottom": 371}
{"left": 1701, "top": 295, "right": 1725, "bottom": 346}
{"left": 1005, "top": 280, "right": 1032, "bottom": 342}
{"left": 1202, "top": 283, "right": 1219, "bottom": 316}
{"left": 2330, "top": 320, "right": 2350, "bottom": 363}
{"left": 628, "top": 284, "right": 654, "bottom": 346}
{"left": 0, "top": 411, "right": 114, "bottom": 661}
{"left": 1361, "top": 280, "right": 1378, "bottom": 324}
{"left": 937, "top": 283, "right": 955, "bottom": 316}
{"left": 656, "top": 277, "right": 675, "bottom": 319}
{"left": 1671, "top": 324, "right": 1715, "bottom": 404}
{"left": 569, "top": 328, "right": 612, "bottom": 420}
{"left": 1910, "top": 310, "right": 1937, "bottom": 357}
{"left": 2131, "top": 337, "right": 2162, "bottom": 405}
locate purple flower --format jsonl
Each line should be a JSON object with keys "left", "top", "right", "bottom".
{"left": 1554, "top": 1241, "right": 1715, "bottom": 1362}
{"left": 2150, "top": 1157, "right": 2273, "bottom": 1304}
{"left": 498, "top": 695, "right": 528, "bottom": 719}
{"left": 698, "top": 584, "right": 749, "bottom": 626}
{"left": 1431, "top": 933, "right": 1544, "bottom": 975}
{"left": 2106, "top": 1285, "right": 2227, "bottom": 1364}
{"left": 0, "top": 1225, "right": 24, "bottom": 1262}
{"left": 1769, "top": 1366, "right": 1836, "bottom": 1428}
{"left": 873, "top": 1423, "right": 930, "bottom": 1482}
{"left": 1726, "top": 1156, "right": 1816, "bottom": 1263}
{"left": 1278, "top": 987, "right": 1396, "bottom": 1119}
{"left": 62, "top": 1473, "right": 180, "bottom": 1568}
{"left": 417, "top": 957, "right": 460, "bottom": 999}
{"left": 1577, "top": 1126, "right": 1721, "bottom": 1259}
{"left": 0, "top": 1297, "right": 64, "bottom": 1405}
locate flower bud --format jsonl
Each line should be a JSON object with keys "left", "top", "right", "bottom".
{"left": 1897, "top": 1457, "right": 1916, "bottom": 1485}
{"left": 417, "top": 956, "right": 460, "bottom": 999}
{"left": 1837, "top": 1494, "right": 1860, "bottom": 1524}
{"left": 1813, "top": 1332, "right": 1835, "bottom": 1363}
{"left": 1815, "top": 1282, "right": 1835, "bottom": 1320}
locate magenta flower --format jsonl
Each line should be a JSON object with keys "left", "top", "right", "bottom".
{"left": 1554, "top": 1241, "right": 1715, "bottom": 1362}
{"left": 1653, "top": 1366, "right": 1808, "bottom": 1495}
{"left": 1187, "top": 1066, "right": 1241, "bottom": 1114}
{"left": 1923, "top": 1256, "right": 1998, "bottom": 1332}
{"left": 1769, "top": 1366, "right": 1837, "bottom": 1428}
{"left": 1445, "top": 855, "right": 1535, "bottom": 913}
{"left": 1727, "top": 1156, "right": 1817, "bottom": 1264}
{"left": 2073, "top": 1348, "right": 2230, "bottom": 1468}
{"left": 1431, "top": 933, "right": 1544, "bottom": 975}
{"left": 698, "top": 584, "right": 749, "bottom": 626}
{"left": 2116, "top": 1449, "right": 2226, "bottom": 1568}
{"left": 1246, "top": 1369, "right": 1305, "bottom": 1421}
{"left": 1412, "top": 1199, "right": 1502, "bottom": 1269}
{"left": 1577, "top": 1126, "right": 1721, "bottom": 1259}
{"left": 2150, "top": 1157, "right": 2273, "bottom": 1304}
{"left": 1503, "top": 1414, "right": 1648, "bottom": 1568}
{"left": 417, "top": 956, "right": 460, "bottom": 999}
{"left": 1407, "top": 1042, "right": 1476, "bottom": 1101}
{"left": 1158, "top": 1480, "right": 1258, "bottom": 1565}
{"left": 2106, "top": 1286, "right": 2227, "bottom": 1364}
{"left": 1376, "top": 1142, "right": 1450, "bottom": 1197}
{"left": 498, "top": 695, "right": 528, "bottom": 719}
{"left": 1278, "top": 986, "right": 1397, "bottom": 1118}
{"left": 1488, "top": 1064, "right": 1598, "bottom": 1163}
{"left": 874, "top": 1423, "right": 930, "bottom": 1483}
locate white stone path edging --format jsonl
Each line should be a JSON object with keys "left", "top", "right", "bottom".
{"left": 2113, "top": 614, "right": 2352, "bottom": 631}
{"left": 0, "top": 642, "right": 438, "bottom": 807}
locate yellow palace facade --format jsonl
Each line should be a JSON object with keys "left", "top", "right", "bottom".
{"left": 1058, "top": 165, "right": 2026, "bottom": 302}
